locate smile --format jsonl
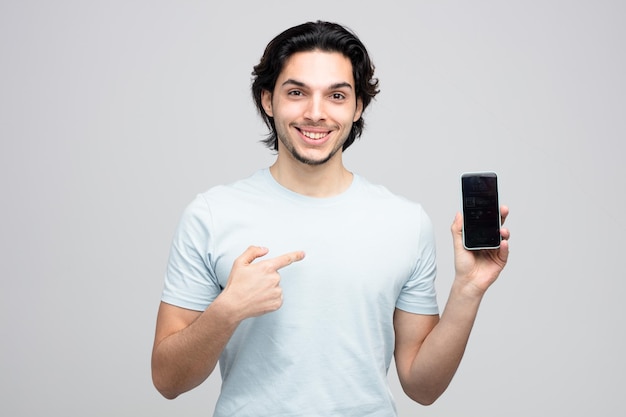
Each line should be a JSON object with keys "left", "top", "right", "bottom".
{"left": 299, "top": 129, "right": 330, "bottom": 140}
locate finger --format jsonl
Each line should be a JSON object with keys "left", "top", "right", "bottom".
{"left": 500, "top": 227, "right": 510, "bottom": 241}
{"left": 265, "top": 250, "right": 306, "bottom": 271}
{"left": 451, "top": 212, "right": 465, "bottom": 251}
{"left": 235, "top": 245, "right": 270, "bottom": 266}
{"left": 500, "top": 205, "right": 509, "bottom": 225}
{"left": 497, "top": 238, "right": 510, "bottom": 264}
{"left": 451, "top": 212, "right": 463, "bottom": 234}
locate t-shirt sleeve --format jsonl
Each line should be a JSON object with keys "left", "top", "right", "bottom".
{"left": 395, "top": 206, "right": 439, "bottom": 315}
{"left": 161, "top": 195, "right": 222, "bottom": 311}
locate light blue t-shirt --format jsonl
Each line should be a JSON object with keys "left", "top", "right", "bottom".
{"left": 162, "top": 168, "right": 439, "bottom": 416}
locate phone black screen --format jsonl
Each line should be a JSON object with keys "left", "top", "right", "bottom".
{"left": 461, "top": 172, "right": 501, "bottom": 249}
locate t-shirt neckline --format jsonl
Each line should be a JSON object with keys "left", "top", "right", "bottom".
{"left": 259, "top": 167, "right": 360, "bottom": 207}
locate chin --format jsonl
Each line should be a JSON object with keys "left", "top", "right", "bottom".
{"left": 293, "top": 150, "right": 336, "bottom": 166}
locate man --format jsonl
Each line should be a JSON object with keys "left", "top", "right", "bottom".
{"left": 151, "top": 20, "right": 510, "bottom": 416}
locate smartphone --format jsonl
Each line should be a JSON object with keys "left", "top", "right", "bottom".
{"left": 461, "top": 171, "right": 501, "bottom": 250}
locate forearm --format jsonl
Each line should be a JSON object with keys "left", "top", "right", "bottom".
{"left": 399, "top": 208, "right": 509, "bottom": 404}
{"left": 405, "top": 280, "right": 484, "bottom": 403}
{"left": 151, "top": 298, "right": 241, "bottom": 399}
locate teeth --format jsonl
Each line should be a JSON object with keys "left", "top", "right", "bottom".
{"left": 301, "top": 130, "right": 327, "bottom": 140}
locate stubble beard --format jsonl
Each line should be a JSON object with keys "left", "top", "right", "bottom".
{"left": 277, "top": 128, "right": 348, "bottom": 166}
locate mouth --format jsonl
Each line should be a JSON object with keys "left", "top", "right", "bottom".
{"left": 297, "top": 127, "right": 331, "bottom": 142}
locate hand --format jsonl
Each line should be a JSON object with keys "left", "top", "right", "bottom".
{"left": 452, "top": 205, "right": 510, "bottom": 296}
{"left": 221, "top": 246, "right": 305, "bottom": 320}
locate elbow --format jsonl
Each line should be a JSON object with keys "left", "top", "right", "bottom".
{"left": 409, "top": 393, "right": 439, "bottom": 407}
{"left": 158, "top": 391, "right": 179, "bottom": 400}
{"left": 152, "top": 377, "right": 177, "bottom": 400}
{"left": 413, "top": 395, "right": 439, "bottom": 407}
{"left": 153, "top": 378, "right": 181, "bottom": 400}
{"left": 151, "top": 353, "right": 216, "bottom": 400}
{"left": 161, "top": 392, "right": 180, "bottom": 400}
{"left": 402, "top": 385, "right": 444, "bottom": 406}
{"left": 156, "top": 386, "right": 180, "bottom": 400}
{"left": 151, "top": 350, "right": 188, "bottom": 400}
{"left": 151, "top": 367, "right": 182, "bottom": 400}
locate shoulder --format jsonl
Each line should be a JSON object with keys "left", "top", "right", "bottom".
{"left": 353, "top": 176, "right": 435, "bottom": 245}
{"left": 175, "top": 170, "right": 268, "bottom": 227}
{"left": 193, "top": 169, "right": 270, "bottom": 207}
{"left": 354, "top": 175, "right": 429, "bottom": 217}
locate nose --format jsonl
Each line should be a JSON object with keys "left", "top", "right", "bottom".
{"left": 303, "top": 94, "right": 326, "bottom": 122}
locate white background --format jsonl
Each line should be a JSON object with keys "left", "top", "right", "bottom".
{"left": 1, "top": 1, "right": 624, "bottom": 415}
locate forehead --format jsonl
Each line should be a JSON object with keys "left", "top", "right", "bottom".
{"left": 278, "top": 50, "right": 355, "bottom": 87}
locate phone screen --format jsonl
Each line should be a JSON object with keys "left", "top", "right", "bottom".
{"left": 461, "top": 172, "right": 501, "bottom": 250}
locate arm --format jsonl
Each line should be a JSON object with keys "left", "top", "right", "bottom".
{"left": 151, "top": 246, "right": 305, "bottom": 399}
{"left": 394, "top": 206, "right": 510, "bottom": 405}
{"left": 151, "top": 299, "right": 238, "bottom": 399}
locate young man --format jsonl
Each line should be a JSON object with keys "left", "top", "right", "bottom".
{"left": 152, "top": 21, "right": 510, "bottom": 416}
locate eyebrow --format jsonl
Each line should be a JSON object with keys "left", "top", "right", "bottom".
{"left": 281, "top": 79, "right": 354, "bottom": 90}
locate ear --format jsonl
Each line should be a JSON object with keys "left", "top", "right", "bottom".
{"left": 353, "top": 97, "right": 364, "bottom": 122}
{"left": 261, "top": 89, "right": 273, "bottom": 117}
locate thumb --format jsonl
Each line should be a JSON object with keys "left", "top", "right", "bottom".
{"left": 236, "top": 245, "right": 270, "bottom": 266}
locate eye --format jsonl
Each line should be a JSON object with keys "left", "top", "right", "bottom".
{"left": 331, "top": 92, "right": 346, "bottom": 100}
{"left": 288, "top": 90, "right": 303, "bottom": 97}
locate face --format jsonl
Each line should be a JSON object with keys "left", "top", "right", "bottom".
{"left": 261, "top": 51, "right": 363, "bottom": 166}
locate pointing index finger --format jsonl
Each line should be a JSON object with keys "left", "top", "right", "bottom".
{"left": 268, "top": 250, "right": 306, "bottom": 271}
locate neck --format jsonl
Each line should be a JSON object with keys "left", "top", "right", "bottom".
{"left": 269, "top": 155, "right": 353, "bottom": 198}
